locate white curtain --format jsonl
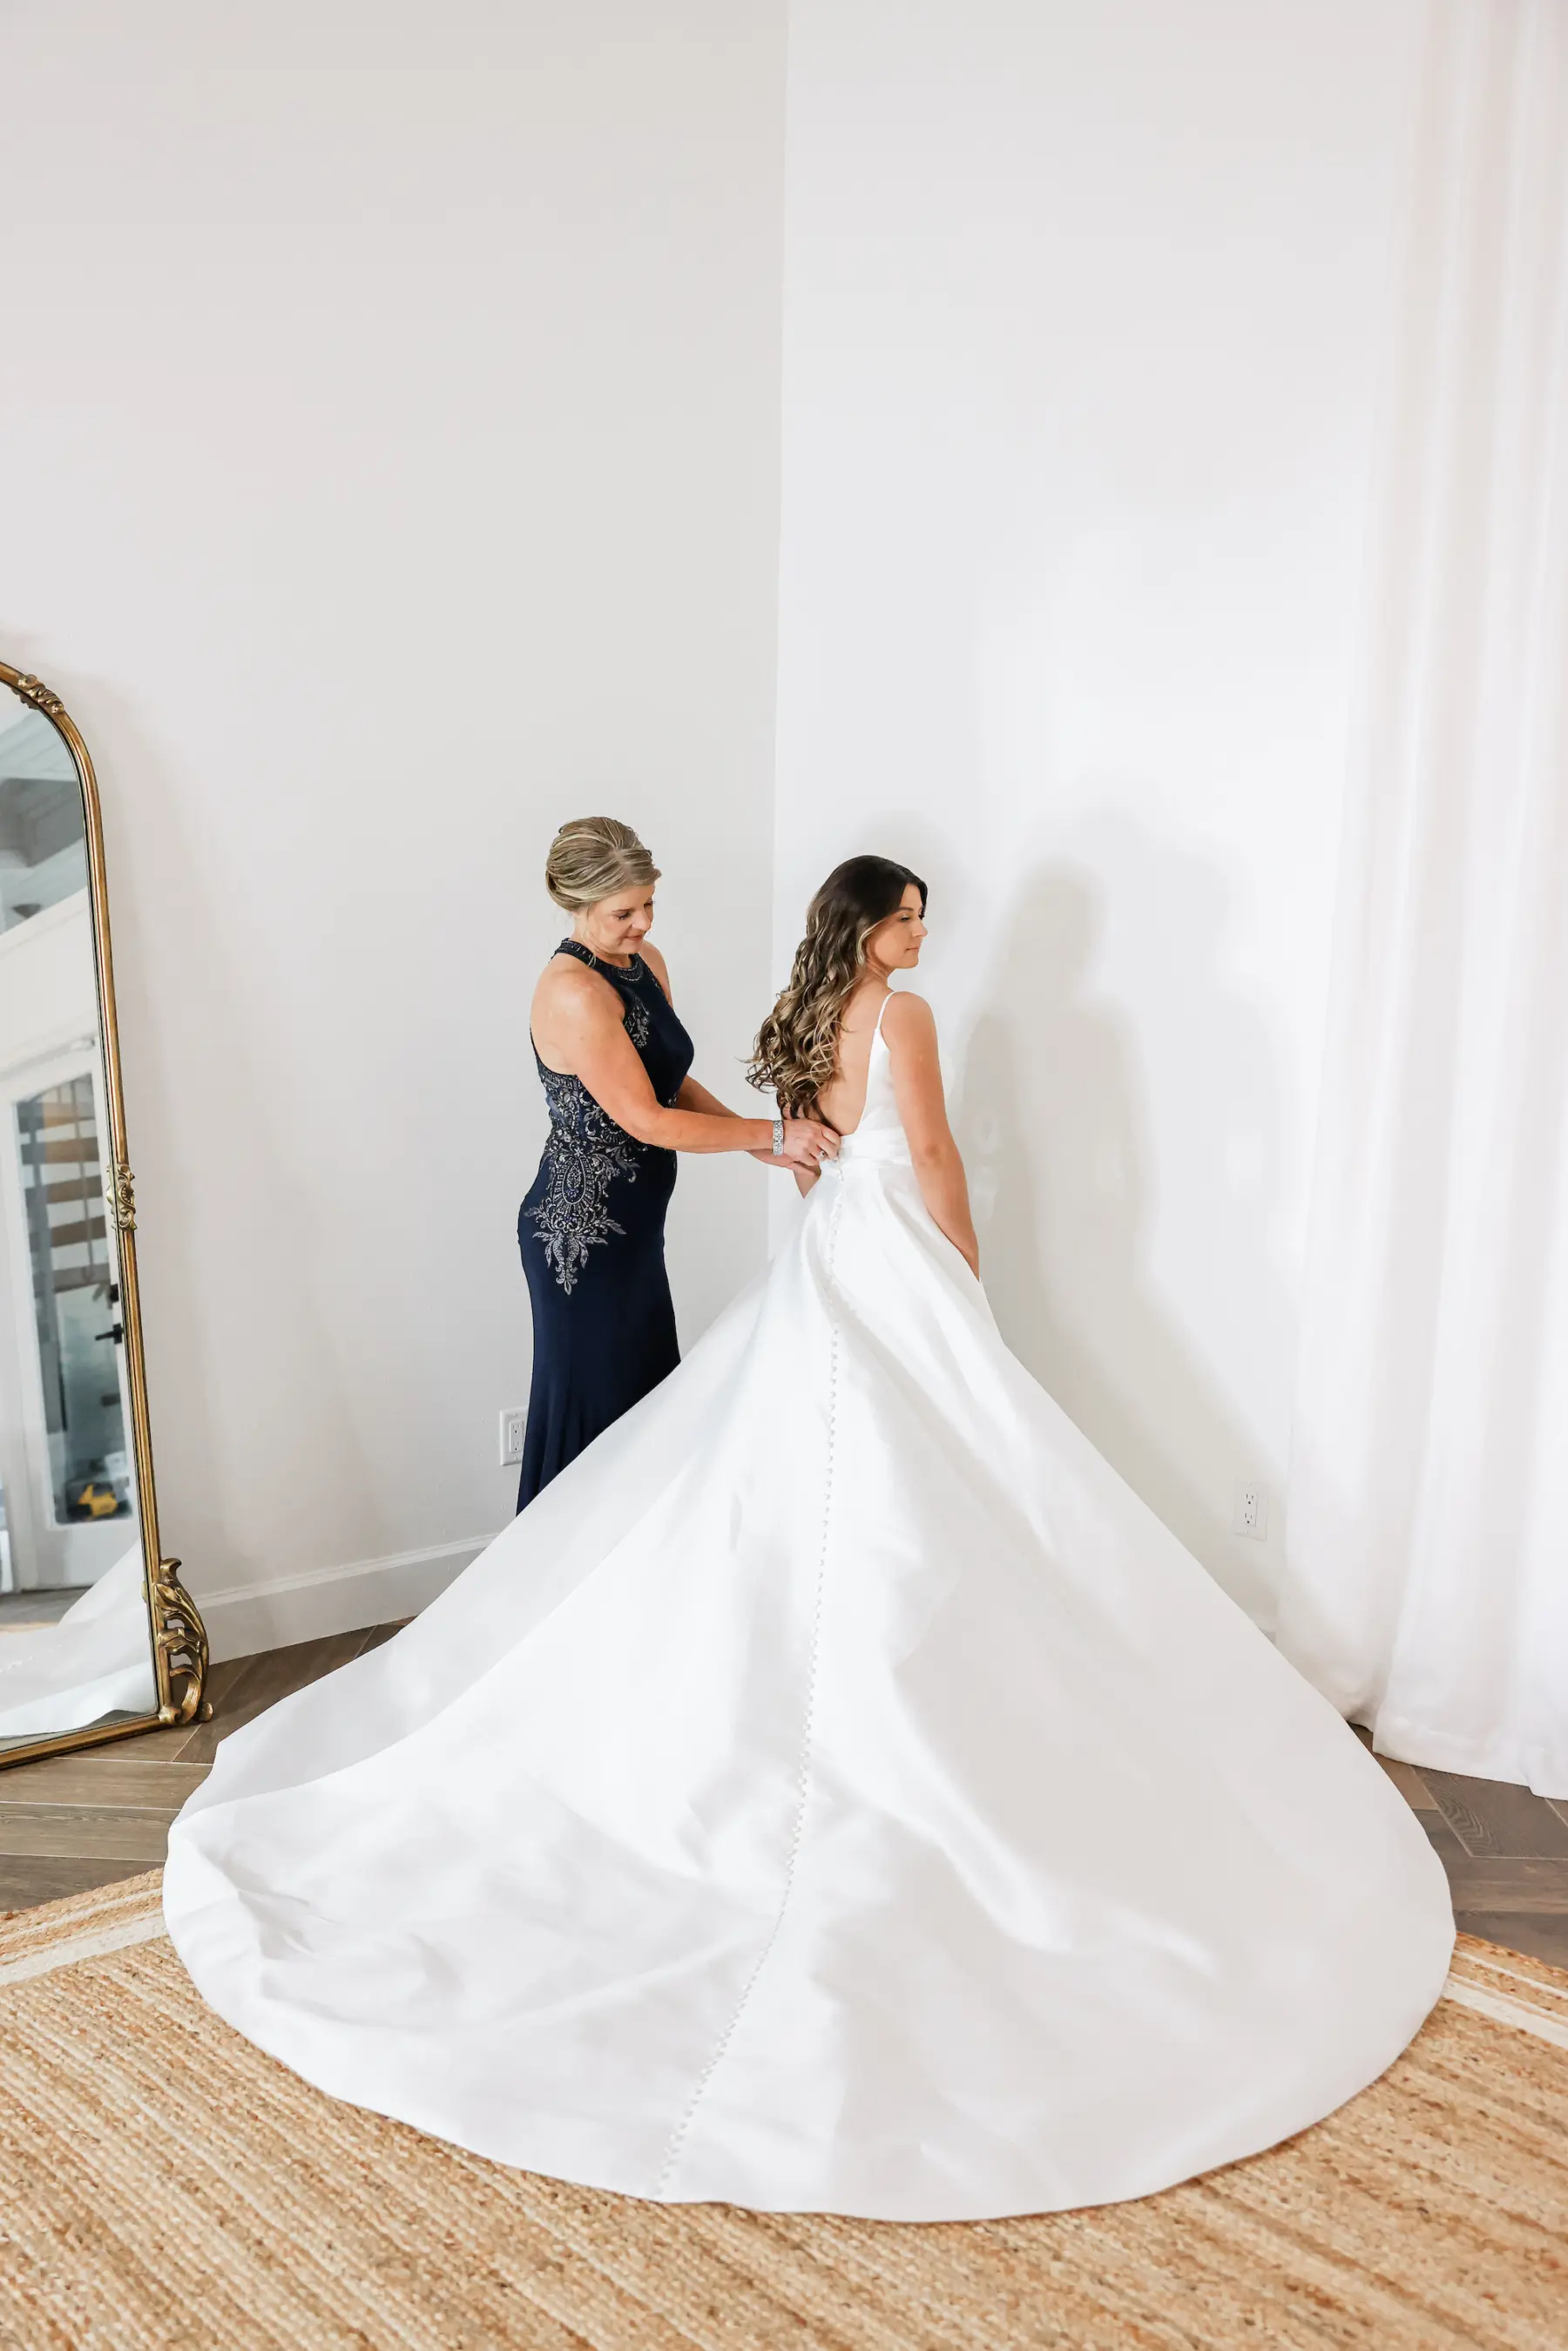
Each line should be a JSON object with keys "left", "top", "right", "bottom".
{"left": 1277, "top": 0, "right": 1568, "bottom": 1797}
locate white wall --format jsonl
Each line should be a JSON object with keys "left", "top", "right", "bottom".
{"left": 1, "top": 0, "right": 1437, "bottom": 1650}
{"left": 0, "top": 2, "right": 787, "bottom": 1646}
{"left": 775, "top": 0, "right": 1422, "bottom": 1620}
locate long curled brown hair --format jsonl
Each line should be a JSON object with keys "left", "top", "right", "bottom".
{"left": 748, "top": 856, "right": 928, "bottom": 1115}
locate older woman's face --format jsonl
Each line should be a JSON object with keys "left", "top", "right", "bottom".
{"left": 579, "top": 887, "right": 656, "bottom": 958}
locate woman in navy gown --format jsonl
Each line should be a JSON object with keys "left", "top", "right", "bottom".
{"left": 517, "top": 817, "right": 836, "bottom": 1507}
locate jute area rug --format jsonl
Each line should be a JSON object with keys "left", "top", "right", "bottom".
{"left": 0, "top": 1876, "right": 1562, "bottom": 2350}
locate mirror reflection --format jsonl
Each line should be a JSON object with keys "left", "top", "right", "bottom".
{"left": 0, "top": 679, "right": 155, "bottom": 1743}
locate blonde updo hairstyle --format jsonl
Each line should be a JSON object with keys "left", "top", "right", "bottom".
{"left": 545, "top": 816, "right": 661, "bottom": 912}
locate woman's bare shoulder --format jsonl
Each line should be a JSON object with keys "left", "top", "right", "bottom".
{"left": 882, "top": 989, "right": 936, "bottom": 1034}
{"left": 533, "top": 952, "right": 618, "bottom": 1026}
{"left": 881, "top": 992, "right": 940, "bottom": 1078}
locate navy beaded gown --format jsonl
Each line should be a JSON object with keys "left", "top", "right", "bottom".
{"left": 517, "top": 940, "right": 694, "bottom": 1509}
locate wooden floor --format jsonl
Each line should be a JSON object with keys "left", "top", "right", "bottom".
{"left": 0, "top": 1624, "right": 401, "bottom": 1914}
{"left": 0, "top": 1629, "right": 1565, "bottom": 1970}
{"left": 1356, "top": 1733, "right": 1568, "bottom": 1968}
{"left": 0, "top": 1585, "right": 86, "bottom": 1625}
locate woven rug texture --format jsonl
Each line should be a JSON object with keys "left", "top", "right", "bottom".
{"left": 0, "top": 1873, "right": 1563, "bottom": 2350}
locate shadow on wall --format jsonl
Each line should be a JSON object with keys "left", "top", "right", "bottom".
{"left": 955, "top": 849, "right": 1290, "bottom": 1626}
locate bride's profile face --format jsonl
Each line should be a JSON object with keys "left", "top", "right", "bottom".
{"left": 864, "top": 884, "right": 927, "bottom": 976}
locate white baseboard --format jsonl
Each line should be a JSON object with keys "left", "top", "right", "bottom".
{"left": 197, "top": 1534, "right": 499, "bottom": 1663}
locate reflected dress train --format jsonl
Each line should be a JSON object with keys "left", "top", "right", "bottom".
{"left": 163, "top": 1004, "right": 1454, "bottom": 2222}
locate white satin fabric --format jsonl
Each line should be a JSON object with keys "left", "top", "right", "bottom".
{"left": 0, "top": 1548, "right": 156, "bottom": 1738}
{"left": 165, "top": 1009, "right": 1453, "bottom": 2221}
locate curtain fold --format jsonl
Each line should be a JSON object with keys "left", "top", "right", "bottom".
{"left": 1277, "top": 0, "right": 1568, "bottom": 1796}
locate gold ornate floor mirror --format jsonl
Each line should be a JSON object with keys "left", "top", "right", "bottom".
{"left": 0, "top": 660, "right": 209, "bottom": 1767}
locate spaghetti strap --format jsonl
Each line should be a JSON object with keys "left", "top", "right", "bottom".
{"left": 873, "top": 990, "right": 895, "bottom": 1045}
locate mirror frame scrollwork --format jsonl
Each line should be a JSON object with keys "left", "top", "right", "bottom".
{"left": 0, "top": 660, "right": 210, "bottom": 1765}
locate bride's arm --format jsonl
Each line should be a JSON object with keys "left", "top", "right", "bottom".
{"left": 883, "top": 993, "right": 980, "bottom": 1277}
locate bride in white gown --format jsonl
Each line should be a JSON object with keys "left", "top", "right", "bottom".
{"left": 164, "top": 856, "right": 1453, "bottom": 2224}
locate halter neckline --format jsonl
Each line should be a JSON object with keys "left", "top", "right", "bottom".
{"left": 560, "top": 938, "right": 645, "bottom": 980}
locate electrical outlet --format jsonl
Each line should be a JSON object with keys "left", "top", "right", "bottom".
{"left": 1233, "top": 1480, "right": 1269, "bottom": 1540}
{"left": 498, "top": 1407, "right": 526, "bottom": 1467}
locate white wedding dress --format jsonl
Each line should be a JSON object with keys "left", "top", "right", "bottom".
{"left": 165, "top": 1003, "right": 1454, "bottom": 2221}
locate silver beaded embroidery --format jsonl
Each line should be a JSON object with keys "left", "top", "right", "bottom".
{"left": 528, "top": 1068, "right": 643, "bottom": 1292}
{"left": 623, "top": 993, "right": 651, "bottom": 1048}
{"left": 527, "top": 960, "right": 682, "bottom": 1291}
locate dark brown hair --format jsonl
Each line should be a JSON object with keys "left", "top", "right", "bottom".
{"left": 748, "top": 856, "right": 927, "bottom": 1113}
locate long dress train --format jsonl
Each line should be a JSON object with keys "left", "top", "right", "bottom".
{"left": 164, "top": 1004, "right": 1453, "bottom": 2223}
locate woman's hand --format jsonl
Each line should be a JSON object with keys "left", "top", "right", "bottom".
{"left": 775, "top": 1116, "right": 839, "bottom": 1172}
